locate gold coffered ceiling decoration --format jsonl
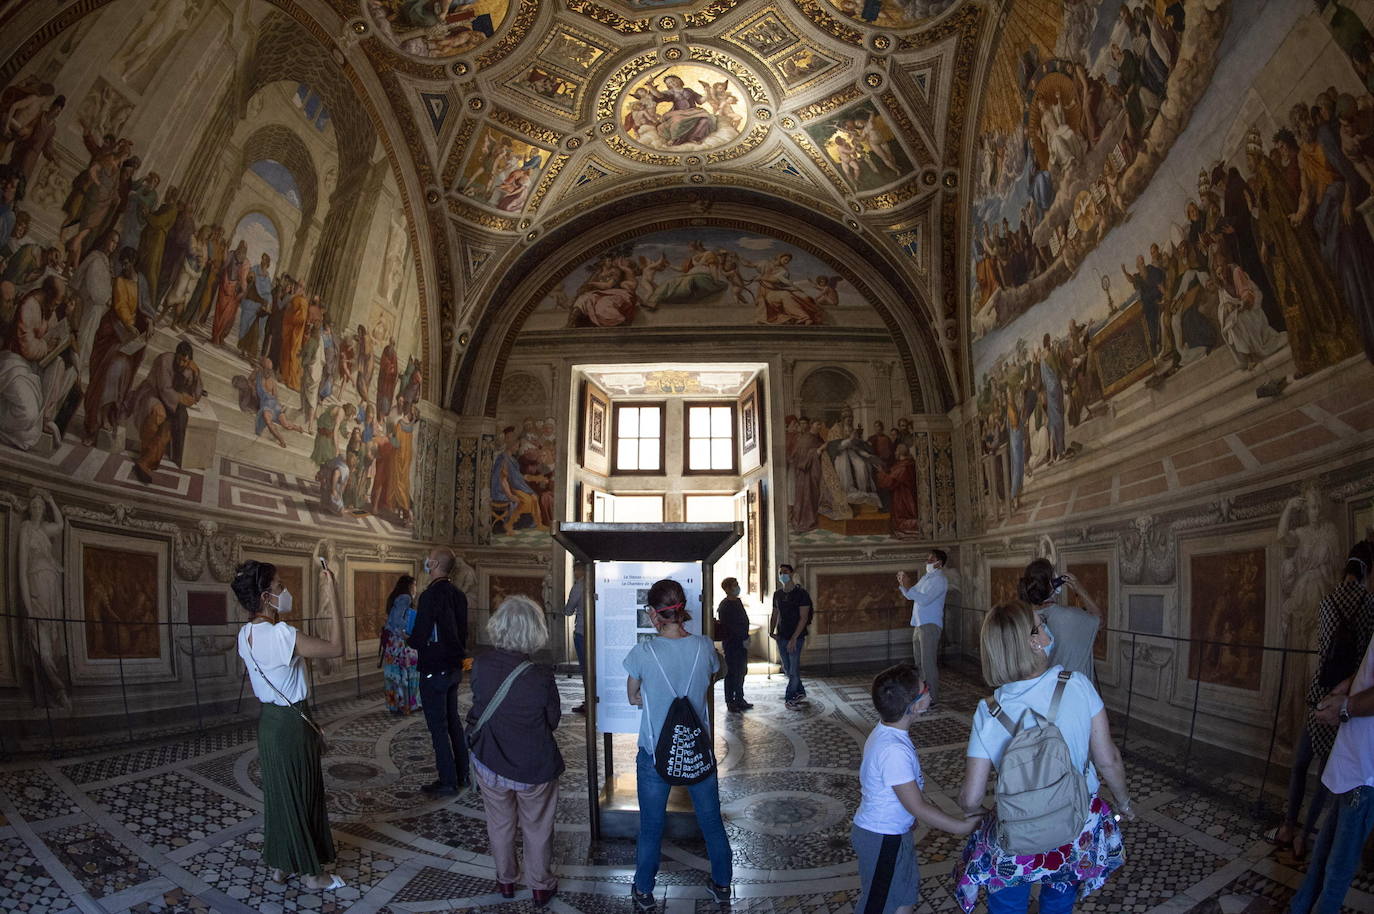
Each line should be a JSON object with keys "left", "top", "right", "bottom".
{"left": 343, "top": 0, "right": 987, "bottom": 383}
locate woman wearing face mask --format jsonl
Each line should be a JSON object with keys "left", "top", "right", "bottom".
{"left": 233, "top": 559, "right": 346, "bottom": 891}
{"left": 954, "top": 601, "right": 1133, "bottom": 914}
{"left": 1017, "top": 558, "right": 1102, "bottom": 680}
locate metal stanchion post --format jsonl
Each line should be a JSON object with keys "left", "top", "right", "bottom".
{"left": 1123, "top": 633, "right": 1138, "bottom": 751}
{"left": 189, "top": 618, "right": 204, "bottom": 732}
{"left": 1255, "top": 647, "right": 1289, "bottom": 816}
{"left": 1183, "top": 654, "right": 1203, "bottom": 781}
{"left": 117, "top": 645, "right": 134, "bottom": 744}
{"left": 354, "top": 622, "right": 363, "bottom": 699}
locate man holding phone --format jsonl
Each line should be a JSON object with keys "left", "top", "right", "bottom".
{"left": 408, "top": 546, "right": 469, "bottom": 794}
{"left": 898, "top": 548, "right": 948, "bottom": 706}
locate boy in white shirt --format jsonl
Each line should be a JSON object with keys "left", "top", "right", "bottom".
{"left": 852, "top": 663, "right": 979, "bottom": 914}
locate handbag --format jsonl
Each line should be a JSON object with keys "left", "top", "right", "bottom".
{"left": 245, "top": 627, "right": 330, "bottom": 755}
{"left": 466, "top": 659, "right": 533, "bottom": 752}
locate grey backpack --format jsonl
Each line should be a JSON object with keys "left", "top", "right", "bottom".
{"left": 986, "top": 670, "right": 1091, "bottom": 855}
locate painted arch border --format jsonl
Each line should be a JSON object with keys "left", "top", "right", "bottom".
{"left": 451, "top": 190, "right": 956, "bottom": 420}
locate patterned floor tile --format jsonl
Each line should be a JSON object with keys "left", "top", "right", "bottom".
{"left": 0, "top": 768, "right": 81, "bottom": 822}
{"left": 43, "top": 820, "right": 159, "bottom": 897}
{"left": 1184, "top": 869, "right": 1364, "bottom": 914}
{"left": 90, "top": 771, "right": 256, "bottom": 853}
{"left": 59, "top": 726, "right": 257, "bottom": 785}
{"left": 185, "top": 829, "right": 396, "bottom": 912}
{"left": 0, "top": 834, "right": 70, "bottom": 912}
{"left": 1075, "top": 815, "right": 1228, "bottom": 914}
{"left": 127, "top": 886, "right": 216, "bottom": 913}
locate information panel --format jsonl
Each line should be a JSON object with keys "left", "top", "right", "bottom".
{"left": 594, "top": 561, "right": 702, "bottom": 734}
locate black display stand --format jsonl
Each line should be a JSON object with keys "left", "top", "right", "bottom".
{"left": 552, "top": 521, "right": 742, "bottom": 841}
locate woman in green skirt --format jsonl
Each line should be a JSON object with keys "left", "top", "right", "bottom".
{"left": 234, "top": 559, "right": 346, "bottom": 891}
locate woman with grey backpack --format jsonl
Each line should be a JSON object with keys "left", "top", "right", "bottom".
{"left": 466, "top": 595, "right": 564, "bottom": 906}
{"left": 952, "top": 601, "right": 1135, "bottom": 914}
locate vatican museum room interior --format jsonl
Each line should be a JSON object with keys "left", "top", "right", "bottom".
{"left": 1, "top": 0, "right": 1373, "bottom": 912}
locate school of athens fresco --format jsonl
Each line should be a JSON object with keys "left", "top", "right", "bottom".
{"left": 0, "top": 0, "right": 425, "bottom": 527}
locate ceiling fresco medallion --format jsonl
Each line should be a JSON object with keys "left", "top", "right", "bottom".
{"left": 821, "top": 0, "right": 958, "bottom": 30}
{"left": 617, "top": 63, "right": 750, "bottom": 154}
{"left": 366, "top": 0, "right": 509, "bottom": 58}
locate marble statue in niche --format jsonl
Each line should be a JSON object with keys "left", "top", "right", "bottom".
{"left": 17, "top": 490, "right": 70, "bottom": 708}
{"left": 1278, "top": 480, "right": 1342, "bottom": 741}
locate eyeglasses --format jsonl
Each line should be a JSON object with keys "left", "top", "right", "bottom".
{"left": 1031, "top": 614, "right": 1049, "bottom": 636}
{"left": 907, "top": 681, "right": 930, "bottom": 710}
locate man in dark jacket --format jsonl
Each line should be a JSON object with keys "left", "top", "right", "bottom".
{"left": 408, "top": 546, "right": 469, "bottom": 794}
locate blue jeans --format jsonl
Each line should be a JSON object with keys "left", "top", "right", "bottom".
{"left": 1289, "top": 785, "right": 1374, "bottom": 914}
{"left": 1283, "top": 726, "right": 1330, "bottom": 837}
{"left": 986, "top": 880, "right": 1078, "bottom": 914}
{"left": 419, "top": 668, "right": 468, "bottom": 787}
{"left": 634, "top": 748, "right": 732, "bottom": 893}
{"left": 774, "top": 636, "right": 806, "bottom": 702}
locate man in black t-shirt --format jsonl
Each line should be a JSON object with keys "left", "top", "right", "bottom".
{"left": 769, "top": 562, "right": 812, "bottom": 710}
{"left": 408, "top": 546, "right": 469, "bottom": 794}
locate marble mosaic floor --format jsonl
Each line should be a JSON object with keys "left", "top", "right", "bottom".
{"left": 1, "top": 665, "right": 1371, "bottom": 914}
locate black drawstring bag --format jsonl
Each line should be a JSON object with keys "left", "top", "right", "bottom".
{"left": 645, "top": 640, "right": 716, "bottom": 785}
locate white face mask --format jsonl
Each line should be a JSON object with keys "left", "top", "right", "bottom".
{"left": 423, "top": 558, "right": 433, "bottom": 574}
{"left": 925, "top": 562, "right": 936, "bottom": 574}
{"left": 268, "top": 589, "right": 293, "bottom": 615}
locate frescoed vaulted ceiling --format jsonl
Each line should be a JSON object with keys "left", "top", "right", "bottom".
{"left": 328, "top": 0, "right": 990, "bottom": 407}
{"left": 0, "top": 0, "right": 994, "bottom": 412}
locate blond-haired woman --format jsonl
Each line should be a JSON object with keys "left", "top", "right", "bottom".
{"left": 952, "top": 601, "right": 1134, "bottom": 914}
{"left": 466, "top": 595, "right": 564, "bottom": 906}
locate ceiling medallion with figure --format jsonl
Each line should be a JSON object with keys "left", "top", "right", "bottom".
{"left": 613, "top": 61, "right": 753, "bottom": 161}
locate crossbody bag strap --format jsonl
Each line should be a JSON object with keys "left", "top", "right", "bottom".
{"left": 470, "top": 660, "right": 533, "bottom": 738}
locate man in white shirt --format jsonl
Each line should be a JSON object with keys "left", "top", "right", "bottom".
{"left": 1293, "top": 633, "right": 1374, "bottom": 914}
{"left": 897, "top": 548, "right": 948, "bottom": 705}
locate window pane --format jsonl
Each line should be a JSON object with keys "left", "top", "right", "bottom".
{"left": 689, "top": 407, "right": 710, "bottom": 437}
{"left": 685, "top": 496, "right": 734, "bottom": 522}
{"left": 640, "top": 439, "right": 660, "bottom": 470}
{"left": 641, "top": 407, "right": 660, "bottom": 436}
{"left": 617, "top": 496, "right": 663, "bottom": 523}
{"left": 712, "top": 438, "right": 732, "bottom": 469}
{"left": 689, "top": 438, "right": 709, "bottom": 470}
{"left": 712, "top": 407, "right": 732, "bottom": 437}
{"left": 619, "top": 407, "right": 639, "bottom": 437}
{"left": 617, "top": 439, "right": 638, "bottom": 470}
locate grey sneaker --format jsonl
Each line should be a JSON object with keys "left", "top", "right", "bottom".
{"left": 632, "top": 887, "right": 656, "bottom": 913}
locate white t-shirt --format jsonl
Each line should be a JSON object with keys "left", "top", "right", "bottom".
{"left": 238, "top": 621, "right": 307, "bottom": 706}
{"left": 967, "top": 665, "right": 1103, "bottom": 794}
{"left": 1323, "top": 635, "right": 1374, "bottom": 794}
{"left": 854, "top": 723, "right": 926, "bottom": 834}
{"left": 624, "top": 634, "right": 720, "bottom": 755}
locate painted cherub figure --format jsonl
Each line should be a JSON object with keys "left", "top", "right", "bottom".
{"left": 699, "top": 79, "right": 742, "bottom": 131}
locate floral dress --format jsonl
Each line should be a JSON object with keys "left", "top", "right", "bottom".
{"left": 954, "top": 795, "right": 1124, "bottom": 912}
{"left": 381, "top": 595, "right": 420, "bottom": 714}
